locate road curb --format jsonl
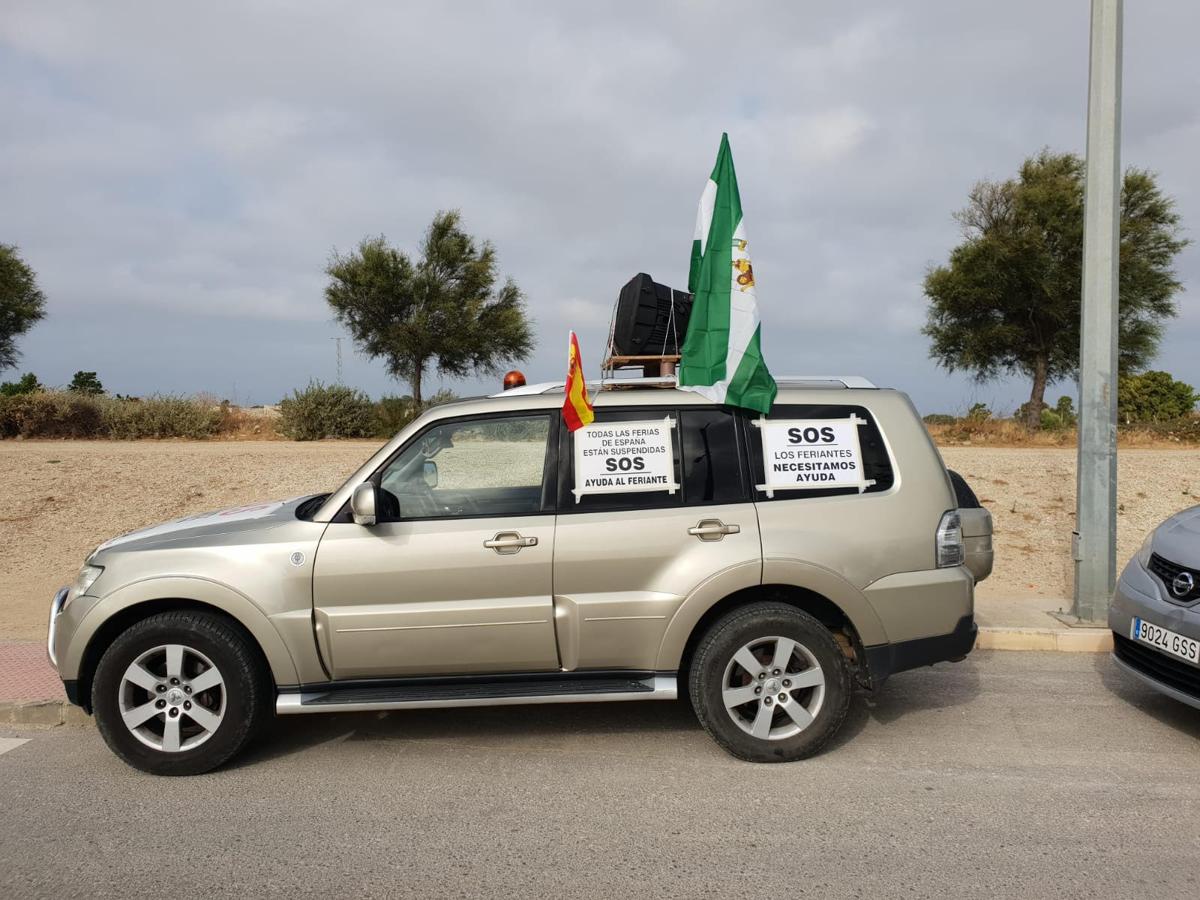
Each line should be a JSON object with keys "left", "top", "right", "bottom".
{"left": 0, "top": 700, "right": 92, "bottom": 727}
{"left": 977, "top": 626, "right": 1112, "bottom": 653}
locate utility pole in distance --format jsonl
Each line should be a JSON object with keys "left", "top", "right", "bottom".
{"left": 331, "top": 336, "right": 344, "bottom": 384}
{"left": 1073, "top": 0, "right": 1123, "bottom": 623}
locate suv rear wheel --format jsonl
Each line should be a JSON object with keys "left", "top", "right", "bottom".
{"left": 689, "top": 602, "right": 852, "bottom": 762}
{"left": 92, "top": 610, "right": 271, "bottom": 776}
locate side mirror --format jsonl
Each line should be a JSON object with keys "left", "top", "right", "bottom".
{"left": 422, "top": 460, "right": 439, "bottom": 489}
{"left": 350, "top": 482, "right": 377, "bottom": 526}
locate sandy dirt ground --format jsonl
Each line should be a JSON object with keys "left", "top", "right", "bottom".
{"left": 2, "top": 441, "right": 1197, "bottom": 641}
{"left": 1, "top": 441, "right": 380, "bottom": 641}
{"left": 941, "top": 447, "right": 1199, "bottom": 610}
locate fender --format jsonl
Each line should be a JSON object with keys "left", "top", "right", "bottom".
{"left": 761, "top": 557, "right": 888, "bottom": 646}
{"left": 61, "top": 575, "right": 305, "bottom": 688}
{"left": 654, "top": 560, "right": 762, "bottom": 671}
{"left": 654, "top": 558, "right": 889, "bottom": 672}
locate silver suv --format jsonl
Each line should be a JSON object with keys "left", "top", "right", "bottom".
{"left": 48, "top": 377, "right": 992, "bottom": 774}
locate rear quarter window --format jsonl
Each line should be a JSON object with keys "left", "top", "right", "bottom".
{"left": 745, "top": 403, "right": 895, "bottom": 501}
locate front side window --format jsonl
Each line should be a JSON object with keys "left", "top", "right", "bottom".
{"left": 377, "top": 415, "right": 551, "bottom": 520}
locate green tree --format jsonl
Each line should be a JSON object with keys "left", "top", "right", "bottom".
{"left": 1118, "top": 370, "right": 1198, "bottom": 423}
{"left": 68, "top": 371, "right": 104, "bottom": 395}
{"left": 923, "top": 150, "right": 1188, "bottom": 428}
{"left": 0, "top": 372, "right": 42, "bottom": 396}
{"left": 0, "top": 244, "right": 47, "bottom": 371}
{"left": 325, "top": 211, "right": 534, "bottom": 403}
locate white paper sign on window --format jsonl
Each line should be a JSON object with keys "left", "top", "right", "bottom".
{"left": 572, "top": 417, "right": 679, "bottom": 502}
{"left": 753, "top": 416, "right": 875, "bottom": 497}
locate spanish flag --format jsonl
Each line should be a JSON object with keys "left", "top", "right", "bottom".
{"left": 562, "top": 331, "right": 594, "bottom": 432}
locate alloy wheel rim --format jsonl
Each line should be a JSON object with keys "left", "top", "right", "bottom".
{"left": 721, "top": 635, "right": 825, "bottom": 741}
{"left": 117, "top": 644, "right": 226, "bottom": 753}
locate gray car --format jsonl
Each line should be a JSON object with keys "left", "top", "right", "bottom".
{"left": 1109, "top": 504, "right": 1200, "bottom": 708}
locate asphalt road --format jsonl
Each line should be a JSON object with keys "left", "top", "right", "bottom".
{"left": 2, "top": 651, "right": 1198, "bottom": 900}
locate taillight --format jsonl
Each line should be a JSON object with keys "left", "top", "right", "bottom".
{"left": 936, "top": 511, "right": 965, "bottom": 568}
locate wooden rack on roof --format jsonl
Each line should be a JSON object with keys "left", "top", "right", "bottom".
{"left": 601, "top": 353, "right": 680, "bottom": 383}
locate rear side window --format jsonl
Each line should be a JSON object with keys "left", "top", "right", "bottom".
{"left": 746, "top": 404, "right": 894, "bottom": 501}
{"left": 680, "top": 409, "right": 747, "bottom": 505}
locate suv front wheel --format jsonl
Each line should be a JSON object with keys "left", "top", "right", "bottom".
{"left": 689, "top": 603, "right": 852, "bottom": 762}
{"left": 92, "top": 610, "right": 271, "bottom": 776}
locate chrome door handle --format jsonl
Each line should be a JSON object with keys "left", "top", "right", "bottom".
{"left": 483, "top": 531, "right": 538, "bottom": 555}
{"left": 688, "top": 519, "right": 740, "bottom": 541}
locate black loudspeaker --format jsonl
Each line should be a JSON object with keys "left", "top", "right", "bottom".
{"left": 610, "top": 273, "right": 693, "bottom": 357}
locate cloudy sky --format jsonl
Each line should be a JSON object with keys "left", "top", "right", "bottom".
{"left": 2, "top": 1, "right": 1197, "bottom": 414}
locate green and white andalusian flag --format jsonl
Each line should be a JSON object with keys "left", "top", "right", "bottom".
{"left": 678, "top": 133, "right": 777, "bottom": 415}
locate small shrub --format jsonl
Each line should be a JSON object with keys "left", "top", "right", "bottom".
{"left": 0, "top": 372, "right": 42, "bottom": 396}
{"left": 101, "top": 395, "right": 223, "bottom": 439}
{"left": 1134, "top": 415, "right": 1200, "bottom": 444}
{"left": 1040, "top": 408, "right": 1064, "bottom": 430}
{"left": 374, "top": 390, "right": 459, "bottom": 437}
{"left": 1039, "top": 397, "right": 1077, "bottom": 431}
{"left": 278, "top": 381, "right": 375, "bottom": 440}
{"left": 1054, "top": 395, "right": 1077, "bottom": 426}
{"left": 425, "top": 388, "right": 459, "bottom": 407}
{"left": 0, "top": 391, "right": 223, "bottom": 439}
{"left": 966, "top": 402, "right": 992, "bottom": 423}
{"left": 0, "top": 391, "right": 104, "bottom": 437}
{"left": 922, "top": 413, "right": 956, "bottom": 426}
{"left": 375, "top": 395, "right": 423, "bottom": 436}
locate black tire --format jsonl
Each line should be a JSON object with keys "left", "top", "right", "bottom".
{"left": 688, "top": 602, "right": 852, "bottom": 763}
{"left": 92, "top": 610, "right": 271, "bottom": 776}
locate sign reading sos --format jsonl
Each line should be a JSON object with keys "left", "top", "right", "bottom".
{"left": 786, "top": 425, "right": 836, "bottom": 445}
{"left": 605, "top": 456, "right": 646, "bottom": 472}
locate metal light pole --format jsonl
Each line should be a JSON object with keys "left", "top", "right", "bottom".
{"left": 1073, "top": 0, "right": 1123, "bottom": 622}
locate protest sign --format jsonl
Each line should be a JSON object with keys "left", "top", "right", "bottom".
{"left": 754, "top": 416, "right": 875, "bottom": 497}
{"left": 572, "top": 417, "right": 678, "bottom": 502}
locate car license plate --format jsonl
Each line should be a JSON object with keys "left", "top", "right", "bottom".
{"left": 1131, "top": 617, "right": 1200, "bottom": 666}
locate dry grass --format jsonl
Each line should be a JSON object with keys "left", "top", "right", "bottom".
{"left": 927, "top": 418, "right": 1200, "bottom": 449}
{"left": 217, "top": 405, "right": 286, "bottom": 441}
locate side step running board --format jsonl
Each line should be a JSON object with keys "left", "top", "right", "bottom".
{"left": 277, "top": 675, "right": 677, "bottom": 715}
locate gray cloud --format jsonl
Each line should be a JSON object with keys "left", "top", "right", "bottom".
{"left": 1, "top": 0, "right": 1197, "bottom": 413}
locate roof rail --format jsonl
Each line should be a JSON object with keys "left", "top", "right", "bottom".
{"left": 774, "top": 375, "right": 877, "bottom": 389}
{"left": 490, "top": 374, "right": 877, "bottom": 397}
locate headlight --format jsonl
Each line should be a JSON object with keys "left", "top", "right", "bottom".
{"left": 64, "top": 564, "right": 104, "bottom": 610}
{"left": 1136, "top": 529, "right": 1155, "bottom": 567}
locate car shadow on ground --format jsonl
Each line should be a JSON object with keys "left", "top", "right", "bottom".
{"left": 869, "top": 658, "right": 984, "bottom": 725}
{"left": 230, "top": 659, "right": 984, "bottom": 769}
{"left": 1093, "top": 652, "right": 1200, "bottom": 739}
{"left": 232, "top": 699, "right": 708, "bottom": 769}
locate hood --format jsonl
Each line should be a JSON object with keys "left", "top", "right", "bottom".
{"left": 94, "top": 496, "right": 315, "bottom": 555}
{"left": 1154, "top": 503, "right": 1200, "bottom": 565}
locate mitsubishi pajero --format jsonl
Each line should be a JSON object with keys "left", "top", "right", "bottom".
{"left": 47, "top": 376, "right": 992, "bottom": 774}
